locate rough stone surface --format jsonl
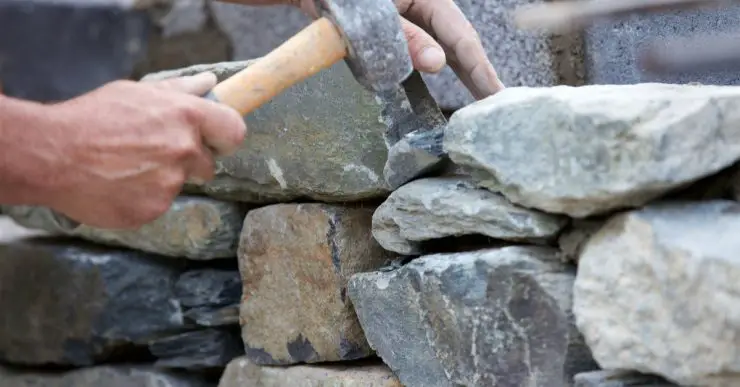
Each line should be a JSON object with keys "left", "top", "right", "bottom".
{"left": 573, "top": 200, "right": 740, "bottom": 386}
{"left": 574, "top": 370, "right": 677, "bottom": 387}
{"left": 372, "top": 177, "right": 569, "bottom": 255}
{"left": 0, "top": 236, "right": 240, "bottom": 367}
{"left": 1, "top": 196, "right": 246, "bottom": 260}
{"left": 420, "top": 0, "right": 586, "bottom": 110}
{"left": 218, "top": 357, "right": 402, "bottom": 387}
{"left": 348, "top": 246, "right": 596, "bottom": 387}
{"left": 237, "top": 203, "right": 394, "bottom": 365}
{"left": 0, "top": 365, "right": 212, "bottom": 387}
{"left": 149, "top": 328, "right": 245, "bottom": 370}
{"left": 445, "top": 83, "right": 740, "bottom": 218}
{"left": 584, "top": 5, "right": 740, "bottom": 85}
{"left": 143, "top": 61, "right": 395, "bottom": 203}
{"left": 175, "top": 269, "right": 240, "bottom": 327}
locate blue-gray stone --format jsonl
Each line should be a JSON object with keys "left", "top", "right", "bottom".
{"left": 348, "top": 246, "right": 597, "bottom": 387}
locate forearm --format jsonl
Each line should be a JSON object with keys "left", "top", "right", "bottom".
{"left": 0, "top": 95, "right": 62, "bottom": 206}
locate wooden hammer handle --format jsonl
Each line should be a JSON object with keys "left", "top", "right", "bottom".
{"left": 208, "top": 17, "right": 348, "bottom": 116}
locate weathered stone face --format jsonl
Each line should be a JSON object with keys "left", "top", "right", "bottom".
{"left": 557, "top": 219, "right": 606, "bottom": 264}
{"left": 0, "top": 365, "right": 212, "bottom": 387}
{"left": 445, "top": 83, "right": 740, "bottom": 218}
{"left": 348, "top": 246, "right": 596, "bottom": 387}
{"left": 372, "top": 177, "right": 569, "bottom": 255}
{"left": 0, "top": 236, "right": 242, "bottom": 367}
{"left": 573, "top": 200, "right": 740, "bottom": 386}
{"left": 1, "top": 196, "right": 246, "bottom": 260}
{"left": 237, "top": 203, "right": 394, "bottom": 365}
{"left": 218, "top": 357, "right": 402, "bottom": 387}
{"left": 142, "top": 61, "right": 395, "bottom": 204}
{"left": 149, "top": 328, "right": 245, "bottom": 370}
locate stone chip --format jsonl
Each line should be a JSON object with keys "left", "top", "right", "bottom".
{"left": 574, "top": 200, "right": 740, "bottom": 386}
{"left": 372, "top": 177, "right": 569, "bottom": 255}
{"left": 348, "top": 246, "right": 596, "bottom": 387}
{"left": 237, "top": 203, "right": 393, "bottom": 365}
{"left": 445, "top": 83, "right": 740, "bottom": 218}
{"left": 0, "top": 365, "right": 211, "bottom": 387}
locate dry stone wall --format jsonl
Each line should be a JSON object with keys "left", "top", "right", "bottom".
{"left": 2, "top": 0, "right": 740, "bottom": 386}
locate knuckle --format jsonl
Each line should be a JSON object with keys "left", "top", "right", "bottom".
{"left": 176, "top": 100, "right": 205, "bottom": 127}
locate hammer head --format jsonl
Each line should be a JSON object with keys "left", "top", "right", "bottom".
{"left": 313, "top": 0, "right": 414, "bottom": 92}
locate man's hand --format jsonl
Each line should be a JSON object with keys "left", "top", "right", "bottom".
{"left": 218, "top": 0, "right": 505, "bottom": 99}
{"left": 41, "top": 72, "right": 246, "bottom": 229}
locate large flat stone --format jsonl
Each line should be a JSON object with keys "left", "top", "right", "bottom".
{"left": 0, "top": 365, "right": 212, "bottom": 387}
{"left": 143, "top": 61, "right": 397, "bottom": 203}
{"left": 372, "top": 177, "right": 569, "bottom": 255}
{"left": 1, "top": 196, "right": 246, "bottom": 260}
{"left": 445, "top": 83, "right": 740, "bottom": 218}
{"left": 218, "top": 357, "right": 402, "bottom": 387}
{"left": 237, "top": 203, "right": 394, "bottom": 365}
{"left": 0, "top": 236, "right": 240, "bottom": 367}
{"left": 573, "top": 200, "right": 740, "bottom": 386}
{"left": 348, "top": 246, "right": 596, "bottom": 387}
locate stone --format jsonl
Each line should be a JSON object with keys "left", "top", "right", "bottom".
{"left": 149, "top": 328, "right": 245, "bottom": 370}
{"left": 0, "top": 236, "right": 215, "bottom": 366}
{"left": 584, "top": 5, "right": 740, "bottom": 85}
{"left": 0, "top": 216, "right": 50, "bottom": 243}
{"left": 1, "top": 196, "right": 246, "bottom": 260}
{"left": 0, "top": 365, "right": 212, "bottom": 387}
{"left": 174, "top": 269, "right": 241, "bottom": 327}
{"left": 348, "top": 246, "right": 596, "bottom": 387}
{"left": 573, "top": 200, "right": 740, "bottom": 386}
{"left": 218, "top": 357, "right": 402, "bottom": 387}
{"left": 143, "top": 61, "right": 393, "bottom": 203}
{"left": 420, "top": 0, "right": 585, "bottom": 110}
{"left": 445, "top": 83, "right": 740, "bottom": 218}
{"left": 557, "top": 219, "right": 605, "bottom": 264}
{"left": 0, "top": 0, "right": 149, "bottom": 102}
{"left": 372, "top": 177, "right": 570, "bottom": 255}
{"left": 574, "top": 370, "right": 677, "bottom": 387}
{"left": 238, "top": 203, "right": 394, "bottom": 365}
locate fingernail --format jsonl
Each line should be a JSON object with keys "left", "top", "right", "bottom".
{"left": 471, "top": 66, "right": 504, "bottom": 98}
{"left": 418, "top": 47, "right": 446, "bottom": 73}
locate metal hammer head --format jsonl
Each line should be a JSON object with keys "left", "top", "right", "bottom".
{"left": 313, "top": 0, "right": 414, "bottom": 92}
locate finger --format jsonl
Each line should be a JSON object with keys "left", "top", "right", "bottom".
{"left": 401, "top": 0, "right": 504, "bottom": 98}
{"left": 193, "top": 100, "right": 248, "bottom": 157}
{"left": 401, "top": 17, "right": 447, "bottom": 73}
{"left": 184, "top": 144, "right": 217, "bottom": 185}
{"left": 145, "top": 72, "right": 218, "bottom": 96}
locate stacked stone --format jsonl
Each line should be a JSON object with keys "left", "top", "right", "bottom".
{"left": 361, "top": 81, "right": 740, "bottom": 387}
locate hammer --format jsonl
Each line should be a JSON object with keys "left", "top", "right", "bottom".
{"left": 202, "top": 0, "right": 414, "bottom": 116}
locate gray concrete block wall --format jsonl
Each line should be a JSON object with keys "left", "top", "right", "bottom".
{"left": 584, "top": 4, "right": 740, "bottom": 85}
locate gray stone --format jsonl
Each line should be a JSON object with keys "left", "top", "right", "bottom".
{"left": 573, "top": 200, "right": 740, "bottom": 386}
{"left": 175, "top": 269, "right": 241, "bottom": 327}
{"left": 143, "top": 61, "right": 393, "bottom": 203}
{"left": 372, "top": 177, "right": 569, "bottom": 255}
{"left": 0, "top": 365, "right": 212, "bottom": 387}
{"left": 238, "top": 203, "right": 394, "bottom": 365}
{"left": 149, "top": 328, "right": 245, "bottom": 370}
{"left": 0, "top": 236, "right": 240, "bottom": 367}
{"left": 584, "top": 5, "right": 740, "bottom": 86}
{"left": 574, "top": 370, "right": 677, "bottom": 387}
{"left": 420, "top": 0, "right": 585, "bottom": 110}
{"left": 444, "top": 83, "right": 740, "bottom": 218}
{"left": 218, "top": 357, "right": 403, "bottom": 387}
{"left": 1, "top": 196, "right": 246, "bottom": 260}
{"left": 0, "top": 0, "right": 149, "bottom": 102}
{"left": 348, "top": 246, "right": 596, "bottom": 387}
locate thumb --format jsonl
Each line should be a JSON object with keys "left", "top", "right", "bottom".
{"left": 143, "top": 72, "right": 218, "bottom": 95}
